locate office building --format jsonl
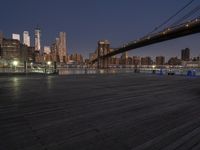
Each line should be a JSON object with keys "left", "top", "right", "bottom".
{"left": 141, "top": 56, "right": 152, "bottom": 66}
{"left": 43, "top": 45, "right": 52, "bottom": 62}
{"left": 132, "top": 56, "right": 141, "bottom": 66}
{"left": 156, "top": 56, "right": 165, "bottom": 66}
{"left": 12, "top": 33, "right": 20, "bottom": 41}
{"left": 44, "top": 46, "right": 51, "bottom": 54}
{"left": 69, "top": 53, "right": 83, "bottom": 64}
{"left": 35, "top": 27, "right": 41, "bottom": 52}
{"left": 50, "top": 38, "right": 60, "bottom": 62}
{"left": 23, "top": 31, "right": 30, "bottom": 46}
{"left": 58, "top": 32, "right": 67, "bottom": 63}
{"left": 0, "top": 38, "right": 34, "bottom": 62}
{"left": 181, "top": 48, "right": 190, "bottom": 61}
{"left": 168, "top": 57, "right": 181, "bottom": 66}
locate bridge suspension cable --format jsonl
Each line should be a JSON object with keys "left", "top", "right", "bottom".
{"left": 147, "top": 0, "right": 196, "bottom": 35}
{"left": 170, "top": 4, "right": 200, "bottom": 27}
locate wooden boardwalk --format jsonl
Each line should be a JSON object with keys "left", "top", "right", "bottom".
{"left": 0, "top": 74, "right": 200, "bottom": 150}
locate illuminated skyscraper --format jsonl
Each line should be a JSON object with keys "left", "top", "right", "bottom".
{"left": 44, "top": 46, "right": 51, "bottom": 54}
{"left": 12, "top": 33, "right": 20, "bottom": 41}
{"left": 23, "top": 31, "right": 30, "bottom": 47}
{"left": 58, "top": 32, "right": 67, "bottom": 63}
{"left": 35, "top": 27, "right": 41, "bottom": 52}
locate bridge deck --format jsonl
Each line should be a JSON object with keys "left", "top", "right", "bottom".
{"left": 92, "top": 17, "right": 200, "bottom": 63}
{"left": 0, "top": 74, "right": 200, "bottom": 150}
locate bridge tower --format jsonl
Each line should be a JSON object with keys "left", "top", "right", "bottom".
{"left": 97, "top": 40, "right": 110, "bottom": 69}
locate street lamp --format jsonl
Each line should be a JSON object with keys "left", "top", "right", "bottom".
{"left": 13, "top": 60, "right": 18, "bottom": 67}
{"left": 13, "top": 60, "right": 18, "bottom": 71}
{"left": 45, "top": 61, "right": 52, "bottom": 74}
{"left": 30, "top": 62, "right": 33, "bottom": 70}
{"left": 47, "top": 61, "right": 51, "bottom": 65}
{"left": 152, "top": 65, "right": 156, "bottom": 74}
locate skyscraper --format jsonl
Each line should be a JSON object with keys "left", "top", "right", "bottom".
{"left": 181, "top": 48, "right": 190, "bottom": 61}
{"left": 44, "top": 46, "right": 51, "bottom": 54}
{"left": 58, "top": 32, "right": 67, "bottom": 63}
{"left": 35, "top": 27, "right": 41, "bottom": 52}
{"left": 12, "top": 33, "right": 20, "bottom": 41}
{"left": 23, "top": 31, "right": 30, "bottom": 47}
{"left": 50, "top": 38, "right": 60, "bottom": 62}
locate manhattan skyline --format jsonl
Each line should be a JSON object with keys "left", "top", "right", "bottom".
{"left": 0, "top": 0, "right": 200, "bottom": 59}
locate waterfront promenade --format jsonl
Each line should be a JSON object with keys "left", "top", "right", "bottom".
{"left": 0, "top": 74, "right": 200, "bottom": 150}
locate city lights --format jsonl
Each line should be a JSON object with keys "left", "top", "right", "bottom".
{"left": 13, "top": 60, "right": 18, "bottom": 67}
{"left": 47, "top": 61, "right": 52, "bottom": 65}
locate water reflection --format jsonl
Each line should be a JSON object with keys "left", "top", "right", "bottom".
{"left": 47, "top": 76, "right": 53, "bottom": 89}
{"left": 12, "top": 77, "right": 20, "bottom": 98}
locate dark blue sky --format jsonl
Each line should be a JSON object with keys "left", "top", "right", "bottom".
{"left": 0, "top": 0, "right": 199, "bottom": 59}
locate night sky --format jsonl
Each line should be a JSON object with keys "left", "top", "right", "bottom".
{"left": 0, "top": 0, "right": 200, "bottom": 59}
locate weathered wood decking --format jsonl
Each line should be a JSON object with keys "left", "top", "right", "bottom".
{"left": 0, "top": 74, "right": 200, "bottom": 150}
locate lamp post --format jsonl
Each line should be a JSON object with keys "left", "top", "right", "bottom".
{"left": 30, "top": 62, "right": 33, "bottom": 69}
{"left": 152, "top": 65, "right": 156, "bottom": 74}
{"left": 47, "top": 61, "right": 51, "bottom": 66}
{"left": 45, "top": 61, "right": 52, "bottom": 74}
{"left": 13, "top": 60, "right": 18, "bottom": 72}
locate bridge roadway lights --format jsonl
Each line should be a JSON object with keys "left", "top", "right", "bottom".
{"left": 92, "top": 17, "right": 200, "bottom": 63}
